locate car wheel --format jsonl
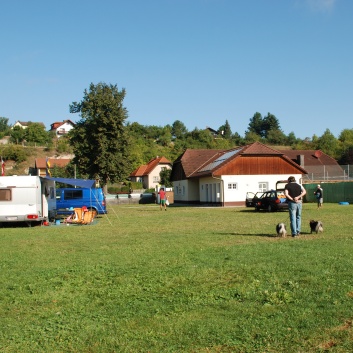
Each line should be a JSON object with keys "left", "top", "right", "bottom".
{"left": 255, "top": 206, "right": 260, "bottom": 212}
{"left": 267, "top": 205, "right": 272, "bottom": 212}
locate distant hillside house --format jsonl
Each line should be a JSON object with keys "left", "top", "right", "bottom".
{"left": 33, "top": 158, "right": 72, "bottom": 177}
{"left": 205, "top": 126, "right": 223, "bottom": 138}
{"left": 130, "top": 156, "right": 172, "bottom": 189}
{"left": 12, "top": 121, "right": 46, "bottom": 129}
{"left": 50, "top": 120, "right": 75, "bottom": 137}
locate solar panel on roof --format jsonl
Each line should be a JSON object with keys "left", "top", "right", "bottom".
{"left": 198, "top": 148, "right": 241, "bottom": 172}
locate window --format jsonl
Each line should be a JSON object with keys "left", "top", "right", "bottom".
{"left": 0, "top": 189, "right": 11, "bottom": 201}
{"left": 153, "top": 176, "right": 160, "bottom": 183}
{"left": 258, "top": 182, "right": 268, "bottom": 192}
{"left": 64, "top": 190, "right": 83, "bottom": 200}
{"left": 227, "top": 183, "right": 237, "bottom": 189}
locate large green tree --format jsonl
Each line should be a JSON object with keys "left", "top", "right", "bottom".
{"left": 247, "top": 112, "right": 263, "bottom": 137}
{"left": 10, "top": 126, "right": 25, "bottom": 144}
{"left": 262, "top": 113, "right": 281, "bottom": 138}
{"left": 171, "top": 120, "right": 188, "bottom": 139}
{"left": 315, "top": 129, "right": 339, "bottom": 158}
{"left": 24, "top": 123, "right": 49, "bottom": 145}
{"left": 69, "top": 82, "right": 130, "bottom": 187}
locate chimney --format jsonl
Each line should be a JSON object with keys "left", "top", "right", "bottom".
{"left": 297, "top": 155, "right": 304, "bottom": 167}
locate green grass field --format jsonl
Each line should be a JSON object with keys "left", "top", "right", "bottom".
{"left": 0, "top": 203, "right": 352, "bottom": 353}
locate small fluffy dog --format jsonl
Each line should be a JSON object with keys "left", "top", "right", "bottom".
{"left": 276, "top": 223, "right": 287, "bottom": 237}
{"left": 309, "top": 220, "right": 324, "bottom": 234}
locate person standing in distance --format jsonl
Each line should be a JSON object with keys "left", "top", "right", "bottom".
{"left": 158, "top": 187, "right": 167, "bottom": 211}
{"left": 284, "top": 176, "right": 307, "bottom": 237}
{"left": 314, "top": 184, "right": 323, "bottom": 209}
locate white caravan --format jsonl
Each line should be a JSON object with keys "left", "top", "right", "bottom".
{"left": 0, "top": 176, "right": 56, "bottom": 225}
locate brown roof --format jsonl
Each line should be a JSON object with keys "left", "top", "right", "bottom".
{"left": 278, "top": 149, "right": 344, "bottom": 180}
{"left": 241, "top": 142, "right": 283, "bottom": 155}
{"left": 278, "top": 149, "right": 339, "bottom": 166}
{"left": 194, "top": 142, "right": 306, "bottom": 176}
{"left": 35, "top": 158, "right": 71, "bottom": 169}
{"left": 172, "top": 142, "right": 308, "bottom": 181}
{"left": 14, "top": 121, "right": 46, "bottom": 128}
{"left": 130, "top": 156, "right": 172, "bottom": 177}
{"left": 16, "top": 121, "right": 30, "bottom": 126}
{"left": 173, "top": 149, "right": 225, "bottom": 178}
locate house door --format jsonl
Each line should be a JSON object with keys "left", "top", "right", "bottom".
{"left": 216, "top": 182, "right": 220, "bottom": 202}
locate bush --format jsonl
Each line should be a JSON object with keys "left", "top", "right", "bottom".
{"left": 130, "top": 181, "right": 143, "bottom": 190}
{"left": 0, "top": 145, "right": 28, "bottom": 163}
{"left": 107, "top": 186, "right": 130, "bottom": 194}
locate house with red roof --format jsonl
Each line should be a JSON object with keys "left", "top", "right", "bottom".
{"left": 50, "top": 120, "right": 75, "bottom": 137}
{"left": 170, "top": 142, "right": 307, "bottom": 206}
{"left": 33, "top": 158, "right": 72, "bottom": 177}
{"left": 130, "top": 156, "right": 172, "bottom": 189}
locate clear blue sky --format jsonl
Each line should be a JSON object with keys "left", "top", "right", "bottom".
{"left": 1, "top": 0, "right": 352, "bottom": 139}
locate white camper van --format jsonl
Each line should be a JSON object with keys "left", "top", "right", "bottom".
{"left": 0, "top": 176, "right": 56, "bottom": 225}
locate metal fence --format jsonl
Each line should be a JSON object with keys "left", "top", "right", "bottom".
{"left": 303, "top": 165, "right": 353, "bottom": 182}
{"left": 303, "top": 182, "right": 353, "bottom": 204}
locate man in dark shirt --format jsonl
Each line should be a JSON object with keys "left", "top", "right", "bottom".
{"left": 284, "top": 176, "right": 306, "bottom": 237}
{"left": 314, "top": 184, "right": 323, "bottom": 209}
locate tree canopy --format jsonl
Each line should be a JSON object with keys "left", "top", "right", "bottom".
{"left": 69, "top": 82, "right": 130, "bottom": 186}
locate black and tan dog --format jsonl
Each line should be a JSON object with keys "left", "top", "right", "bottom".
{"left": 309, "top": 220, "right": 323, "bottom": 234}
{"left": 276, "top": 223, "right": 287, "bottom": 237}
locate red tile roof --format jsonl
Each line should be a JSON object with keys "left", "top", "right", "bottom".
{"left": 35, "top": 158, "right": 71, "bottom": 169}
{"left": 50, "top": 120, "right": 75, "bottom": 130}
{"left": 130, "top": 156, "right": 172, "bottom": 177}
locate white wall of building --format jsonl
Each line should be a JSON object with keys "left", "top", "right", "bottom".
{"left": 173, "top": 179, "right": 199, "bottom": 202}
{"left": 222, "top": 174, "right": 304, "bottom": 203}
{"left": 56, "top": 122, "right": 74, "bottom": 137}
{"left": 174, "top": 173, "right": 304, "bottom": 204}
{"left": 147, "top": 165, "right": 171, "bottom": 189}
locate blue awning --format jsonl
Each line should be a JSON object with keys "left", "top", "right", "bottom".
{"left": 42, "top": 176, "right": 96, "bottom": 189}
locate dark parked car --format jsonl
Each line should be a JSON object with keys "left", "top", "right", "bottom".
{"left": 246, "top": 191, "right": 264, "bottom": 207}
{"left": 254, "top": 189, "right": 288, "bottom": 212}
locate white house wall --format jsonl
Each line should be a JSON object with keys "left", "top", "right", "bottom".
{"left": 56, "top": 122, "right": 74, "bottom": 137}
{"left": 147, "top": 165, "right": 171, "bottom": 189}
{"left": 196, "top": 173, "right": 304, "bottom": 205}
{"left": 199, "top": 177, "right": 222, "bottom": 203}
{"left": 222, "top": 174, "right": 304, "bottom": 204}
{"left": 173, "top": 179, "right": 199, "bottom": 202}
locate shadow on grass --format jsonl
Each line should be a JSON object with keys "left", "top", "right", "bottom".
{"left": 239, "top": 209, "right": 288, "bottom": 213}
{"left": 215, "top": 231, "right": 311, "bottom": 238}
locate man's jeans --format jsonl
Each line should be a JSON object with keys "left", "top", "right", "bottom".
{"left": 288, "top": 201, "right": 302, "bottom": 236}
